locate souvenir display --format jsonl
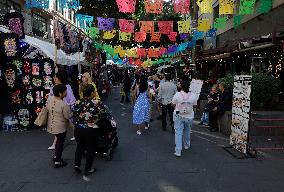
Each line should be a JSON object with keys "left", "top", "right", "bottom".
{"left": 4, "top": 12, "right": 25, "bottom": 39}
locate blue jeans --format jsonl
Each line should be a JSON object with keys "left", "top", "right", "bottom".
{"left": 173, "top": 114, "right": 193, "bottom": 154}
{"left": 200, "top": 112, "right": 209, "bottom": 124}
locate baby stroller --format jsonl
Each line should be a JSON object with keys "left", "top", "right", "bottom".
{"left": 96, "top": 107, "right": 118, "bottom": 160}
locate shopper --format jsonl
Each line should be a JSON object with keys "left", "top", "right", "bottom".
{"left": 73, "top": 84, "right": 104, "bottom": 180}
{"left": 133, "top": 76, "right": 151, "bottom": 135}
{"left": 48, "top": 72, "right": 76, "bottom": 149}
{"left": 46, "top": 84, "right": 73, "bottom": 168}
{"left": 172, "top": 81, "right": 198, "bottom": 157}
{"left": 120, "top": 71, "right": 132, "bottom": 103}
{"left": 158, "top": 75, "right": 177, "bottom": 132}
{"left": 79, "top": 72, "right": 100, "bottom": 100}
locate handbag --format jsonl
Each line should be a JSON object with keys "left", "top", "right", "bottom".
{"left": 34, "top": 107, "right": 48, "bottom": 127}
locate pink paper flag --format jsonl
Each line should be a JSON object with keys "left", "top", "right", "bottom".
{"left": 144, "top": 0, "right": 163, "bottom": 14}
{"left": 137, "top": 48, "right": 147, "bottom": 58}
{"left": 116, "top": 0, "right": 136, "bottom": 13}
{"left": 167, "top": 32, "right": 178, "bottom": 41}
{"left": 118, "top": 19, "right": 135, "bottom": 33}
{"left": 173, "top": 0, "right": 190, "bottom": 14}
{"left": 135, "top": 32, "right": 147, "bottom": 42}
{"left": 158, "top": 21, "right": 173, "bottom": 34}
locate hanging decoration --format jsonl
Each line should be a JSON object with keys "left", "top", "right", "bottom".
{"left": 58, "top": 0, "right": 80, "bottom": 9}
{"left": 148, "top": 48, "right": 160, "bottom": 58}
{"left": 196, "top": 0, "right": 213, "bottom": 14}
{"left": 193, "top": 31, "right": 204, "bottom": 40}
{"left": 159, "top": 47, "right": 168, "bottom": 55}
{"left": 116, "top": 0, "right": 136, "bottom": 13}
{"left": 126, "top": 48, "right": 137, "bottom": 58}
{"left": 173, "top": 0, "right": 190, "bottom": 14}
{"left": 257, "top": 0, "right": 272, "bottom": 13}
{"left": 118, "top": 49, "right": 126, "bottom": 57}
{"left": 97, "top": 17, "right": 115, "bottom": 31}
{"left": 25, "top": 0, "right": 49, "bottom": 9}
{"left": 158, "top": 21, "right": 173, "bottom": 34}
{"left": 144, "top": 0, "right": 163, "bottom": 14}
{"left": 206, "top": 28, "right": 217, "bottom": 37}
{"left": 233, "top": 15, "right": 243, "bottom": 28}
{"left": 214, "top": 17, "right": 227, "bottom": 29}
{"left": 198, "top": 19, "right": 211, "bottom": 32}
{"left": 4, "top": 12, "right": 25, "bottom": 39}
{"left": 103, "top": 30, "right": 117, "bottom": 39}
{"left": 180, "top": 33, "right": 190, "bottom": 40}
{"left": 178, "top": 20, "right": 191, "bottom": 34}
{"left": 53, "top": 19, "right": 64, "bottom": 48}
{"left": 239, "top": 0, "right": 256, "bottom": 15}
{"left": 0, "top": 34, "right": 19, "bottom": 58}
{"left": 119, "top": 19, "right": 135, "bottom": 33}
{"left": 139, "top": 21, "right": 155, "bottom": 33}
{"left": 119, "top": 31, "right": 132, "bottom": 41}
{"left": 219, "top": 0, "right": 235, "bottom": 15}
{"left": 76, "top": 14, "right": 94, "bottom": 29}
{"left": 150, "top": 32, "right": 161, "bottom": 42}
{"left": 135, "top": 32, "right": 147, "bottom": 42}
{"left": 88, "top": 27, "right": 100, "bottom": 38}
{"left": 168, "top": 32, "right": 178, "bottom": 41}
{"left": 114, "top": 45, "right": 122, "bottom": 54}
{"left": 137, "top": 48, "right": 147, "bottom": 58}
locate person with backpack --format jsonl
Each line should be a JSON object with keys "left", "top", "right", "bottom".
{"left": 171, "top": 81, "right": 198, "bottom": 157}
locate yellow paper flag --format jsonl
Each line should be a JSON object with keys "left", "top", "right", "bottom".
{"left": 178, "top": 20, "right": 191, "bottom": 34}
{"left": 126, "top": 48, "right": 137, "bottom": 58}
{"left": 103, "top": 30, "right": 117, "bottom": 39}
{"left": 219, "top": 0, "right": 234, "bottom": 15}
{"left": 196, "top": 0, "right": 213, "bottom": 14}
{"left": 198, "top": 19, "right": 211, "bottom": 32}
{"left": 119, "top": 31, "right": 132, "bottom": 41}
{"left": 118, "top": 49, "right": 126, "bottom": 57}
{"left": 114, "top": 45, "right": 122, "bottom": 54}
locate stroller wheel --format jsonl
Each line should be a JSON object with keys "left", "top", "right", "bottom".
{"left": 105, "top": 148, "right": 113, "bottom": 161}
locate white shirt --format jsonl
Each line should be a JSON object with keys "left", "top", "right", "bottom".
{"left": 172, "top": 91, "right": 198, "bottom": 119}
{"left": 158, "top": 81, "right": 177, "bottom": 105}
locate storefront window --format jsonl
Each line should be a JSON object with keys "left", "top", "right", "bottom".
{"left": 32, "top": 13, "right": 48, "bottom": 38}
{"left": 0, "top": 0, "right": 21, "bottom": 25}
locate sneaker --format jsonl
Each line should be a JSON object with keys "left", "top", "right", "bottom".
{"left": 83, "top": 175, "right": 90, "bottom": 182}
{"left": 84, "top": 168, "right": 97, "bottom": 176}
{"left": 48, "top": 145, "right": 55, "bottom": 150}
{"left": 174, "top": 152, "right": 181, "bottom": 157}
{"left": 145, "top": 126, "right": 149, "bottom": 130}
{"left": 54, "top": 161, "right": 68, "bottom": 168}
{"left": 74, "top": 166, "right": 82, "bottom": 173}
{"left": 70, "top": 137, "right": 75, "bottom": 141}
{"left": 136, "top": 130, "right": 142, "bottom": 135}
{"left": 184, "top": 145, "right": 190, "bottom": 150}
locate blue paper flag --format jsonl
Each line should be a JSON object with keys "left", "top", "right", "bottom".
{"left": 58, "top": 0, "right": 80, "bottom": 9}
{"left": 25, "top": 0, "right": 49, "bottom": 9}
{"left": 76, "top": 14, "right": 94, "bottom": 29}
{"left": 206, "top": 29, "right": 217, "bottom": 37}
{"left": 193, "top": 31, "right": 204, "bottom": 40}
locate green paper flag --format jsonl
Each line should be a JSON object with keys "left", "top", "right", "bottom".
{"left": 88, "top": 27, "right": 99, "bottom": 38}
{"left": 239, "top": 0, "right": 256, "bottom": 15}
{"left": 233, "top": 15, "right": 243, "bottom": 28}
{"left": 258, "top": 0, "right": 272, "bottom": 13}
{"left": 214, "top": 17, "right": 228, "bottom": 29}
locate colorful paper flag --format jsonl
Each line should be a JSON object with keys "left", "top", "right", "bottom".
{"left": 198, "top": 19, "right": 211, "bottom": 32}
{"left": 159, "top": 47, "right": 168, "bottom": 55}
{"left": 135, "top": 32, "right": 147, "bottom": 42}
{"left": 126, "top": 48, "right": 137, "bottom": 58}
{"left": 206, "top": 28, "right": 217, "bottom": 37}
{"left": 25, "top": 0, "right": 49, "bottom": 9}
{"left": 219, "top": 0, "right": 235, "bottom": 15}
{"left": 158, "top": 21, "right": 173, "bottom": 34}
{"left": 257, "top": 0, "right": 272, "bottom": 13}
{"left": 173, "top": 0, "right": 190, "bottom": 14}
{"left": 150, "top": 32, "right": 161, "bottom": 42}
{"left": 168, "top": 32, "right": 178, "bottom": 41}
{"left": 193, "top": 31, "right": 204, "bottom": 40}
{"left": 116, "top": 0, "right": 136, "bottom": 13}
{"left": 88, "top": 27, "right": 99, "bottom": 38}
{"left": 178, "top": 20, "right": 191, "bottom": 34}
{"left": 97, "top": 17, "right": 115, "bottom": 31}
{"left": 76, "top": 14, "right": 94, "bottom": 29}
{"left": 180, "top": 33, "right": 190, "bottom": 40}
{"left": 239, "top": 0, "right": 256, "bottom": 15}
{"left": 58, "top": 0, "right": 80, "bottom": 9}
{"left": 119, "top": 31, "right": 132, "bottom": 41}
{"left": 233, "top": 15, "right": 243, "bottom": 28}
{"left": 139, "top": 21, "right": 155, "bottom": 33}
{"left": 118, "top": 49, "right": 126, "bottom": 57}
{"left": 196, "top": 0, "right": 213, "bottom": 14}
{"left": 137, "top": 48, "right": 147, "bottom": 58}
{"left": 148, "top": 48, "right": 160, "bottom": 58}
{"left": 118, "top": 19, "right": 135, "bottom": 33}
{"left": 114, "top": 45, "right": 122, "bottom": 54}
{"left": 214, "top": 17, "right": 227, "bottom": 29}
{"left": 144, "top": 0, "right": 163, "bottom": 14}
{"left": 103, "top": 30, "right": 117, "bottom": 39}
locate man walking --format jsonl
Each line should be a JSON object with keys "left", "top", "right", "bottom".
{"left": 158, "top": 75, "right": 177, "bottom": 132}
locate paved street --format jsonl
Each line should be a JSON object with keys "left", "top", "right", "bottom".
{"left": 1, "top": 87, "right": 284, "bottom": 192}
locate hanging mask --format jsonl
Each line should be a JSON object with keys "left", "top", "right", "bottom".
{"left": 18, "top": 109, "right": 29, "bottom": 127}
{"left": 32, "top": 63, "right": 40, "bottom": 75}
{"left": 4, "top": 38, "right": 17, "bottom": 57}
{"left": 11, "top": 90, "right": 21, "bottom": 104}
{"left": 22, "top": 75, "right": 30, "bottom": 86}
{"left": 12, "top": 60, "right": 23, "bottom": 75}
{"left": 36, "top": 91, "right": 44, "bottom": 104}
{"left": 43, "top": 76, "right": 53, "bottom": 90}
{"left": 23, "top": 60, "right": 31, "bottom": 74}
{"left": 26, "top": 92, "right": 33, "bottom": 105}
{"left": 44, "top": 62, "right": 53, "bottom": 75}
{"left": 4, "top": 68, "right": 16, "bottom": 88}
{"left": 32, "top": 78, "right": 42, "bottom": 87}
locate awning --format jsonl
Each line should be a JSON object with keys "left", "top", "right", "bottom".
{"left": 233, "top": 43, "right": 275, "bottom": 53}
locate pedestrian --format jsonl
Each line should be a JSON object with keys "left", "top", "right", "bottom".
{"left": 120, "top": 71, "right": 131, "bottom": 103}
{"left": 172, "top": 81, "right": 198, "bottom": 157}
{"left": 46, "top": 84, "right": 73, "bottom": 167}
{"left": 48, "top": 72, "right": 76, "bottom": 150}
{"left": 79, "top": 72, "right": 100, "bottom": 100}
{"left": 73, "top": 84, "right": 104, "bottom": 181}
{"left": 133, "top": 76, "right": 151, "bottom": 135}
{"left": 158, "top": 75, "right": 177, "bottom": 132}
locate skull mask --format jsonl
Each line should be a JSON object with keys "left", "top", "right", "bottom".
{"left": 18, "top": 109, "right": 29, "bottom": 127}
{"left": 44, "top": 62, "right": 52, "bottom": 75}
{"left": 4, "top": 69, "right": 16, "bottom": 88}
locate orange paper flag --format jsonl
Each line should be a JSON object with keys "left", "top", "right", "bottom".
{"left": 135, "top": 32, "right": 147, "bottom": 42}
{"left": 139, "top": 21, "right": 154, "bottom": 33}
{"left": 144, "top": 0, "right": 163, "bottom": 14}
{"left": 150, "top": 32, "right": 161, "bottom": 42}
